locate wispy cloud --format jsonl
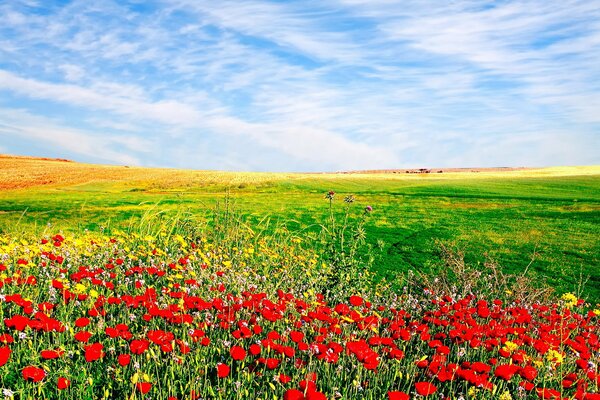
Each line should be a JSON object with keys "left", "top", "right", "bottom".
{"left": 0, "top": 108, "right": 151, "bottom": 165}
{"left": 0, "top": 0, "right": 597, "bottom": 170}
{"left": 0, "top": 70, "right": 205, "bottom": 128}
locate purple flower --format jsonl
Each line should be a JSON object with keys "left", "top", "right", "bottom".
{"left": 365, "top": 205, "right": 373, "bottom": 213}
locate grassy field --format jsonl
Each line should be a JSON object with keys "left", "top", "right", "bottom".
{"left": 1, "top": 156, "right": 599, "bottom": 302}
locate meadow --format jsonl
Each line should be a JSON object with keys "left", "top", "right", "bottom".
{"left": 0, "top": 156, "right": 599, "bottom": 399}
{"left": 1, "top": 157, "right": 599, "bottom": 302}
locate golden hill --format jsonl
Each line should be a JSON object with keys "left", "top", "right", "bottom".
{"left": 1, "top": 154, "right": 598, "bottom": 191}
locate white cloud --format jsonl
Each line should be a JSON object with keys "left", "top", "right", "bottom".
{"left": 0, "top": 0, "right": 598, "bottom": 170}
{"left": 0, "top": 70, "right": 400, "bottom": 170}
{"left": 168, "top": 0, "right": 364, "bottom": 64}
{"left": 205, "top": 115, "right": 399, "bottom": 170}
{"left": 0, "top": 70, "right": 205, "bottom": 128}
{"left": 0, "top": 108, "right": 152, "bottom": 165}
{"left": 366, "top": 1, "right": 600, "bottom": 124}
{"left": 59, "top": 64, "right": 85, "bottom": 82}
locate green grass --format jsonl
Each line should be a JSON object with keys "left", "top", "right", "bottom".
{"left": 1, "top": 173, "right": 599, "bottom": 303}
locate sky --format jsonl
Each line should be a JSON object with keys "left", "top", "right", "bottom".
{"left": 0, "top": 0, "right": 599, "bottom": 172}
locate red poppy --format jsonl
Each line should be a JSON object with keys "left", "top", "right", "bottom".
{"left": 136, "top": 382, "right": 152, "bottom": 394}
{"left": 349, "top": 295, "right": 363, "bottom": 306}
{"left": 130, "top": 339, "right": 149, "bottom": 354}
{"left": 0, "top": 334, "right": 14, "bottom": 345}
{"left": 75, "top": 317, "right": 90, "bottom": 328}
{"left": 471, "top": 362, "right": 491, "bottom": 374}
{"left": 536, "top": 388, "right": 560, "bottom": 399}
{"left": 520, "top": 381, "right": 535, "bottom": 391}
{"left": 74, "top": 331, "right": 92, "bottom": 343}
{"left": 249, "top": 343, "right": 261, "bottom": 356}
{"left": 57, "top": 377, "right": 70, "bottom": 390}
{"left": 40, "top": 349, "right": 63, "bottom": 359}
{"left": 22, "top": 366, "right": 46, "bottom": 382}
{"left": 118, "top": 354, "right": 131, "bottom": 366}
{"left": 306, "top": 391, "right": 327, "bottom": 400}
{"left": 283, "top": 389, "right": 305, "bottom": 400}
{"left": 299, "top": 379, "right": 317, "bottom": 393}
{"left": 85, "top": 343, "right": 104, "bottom": 362}
{"left": 230, "top": 345, "right": 246, "bottom": 361}
{"left": 290, "top": 331, "right": 304, "bottom": 343}
{"left": 0, "top": 347, "right": 10, "bottom": 367}
{"left": 494, "top": 364, "right": 520, "bottom": 381}
{"left": 279, "top": 374, "right": 292, "bottom": 384}
{"left": 520, "top": 365, "right": 538, "bottom": 381}
{"left": 216, "top": 363, "right": 230, "bottom": 378}
{"left": 105, "top": 327, "right": 119, "bottom": 338}
{"left": 415, "top": 381, "right": 437, "bottom": 396}
{"left": 388, "top": 392, "right": 410, "bottom": 400}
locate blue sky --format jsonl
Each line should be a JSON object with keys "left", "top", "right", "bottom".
{"left": 0, "top": 0, "right": 598, "bottom": 171}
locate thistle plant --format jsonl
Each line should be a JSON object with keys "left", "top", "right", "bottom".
{"left": 320, "top": 191, "right": 374, "bottom": 297}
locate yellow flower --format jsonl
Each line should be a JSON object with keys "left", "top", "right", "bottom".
{"left": 561, "top": 292, "right": 578, "bottom": 308}
{"left": 499, "top": 390, "right": 513, "bottom": 400}
{"left": 546, "top": 349, "right": 564, "bottom": 364}
{"left": 74, "top": 283, "right": 87, "bottom": 294}
{"left": 503, "top": 341, "right": 519, "bottom": 352}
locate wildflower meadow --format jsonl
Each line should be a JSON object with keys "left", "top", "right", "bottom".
{"left": 0, "top": 192, "right": 598, "bottom": 400}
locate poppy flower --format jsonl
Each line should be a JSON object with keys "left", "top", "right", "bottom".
{"left": 0, "top": 347, "right": 10, "bottom": 366}
{"left": 520, "top": 381, "right": 535, "bottom": 391}
{"left": 22, "top": 366, "right": 46, "bottom": 382}
{"left": 130, "top": 339, "right": 149, "bottom": 355}
{"left": 118, "top": 354, "right": 131, "bottom": 367}
{"left": 536, "top": 388, "right": 560, "bottom": 399}
{"left": 216, "top": 363, "right": 230, "bottom": 378}
{"left": 0, "top": 334, "right": 14, "bottom": 345}
{"left": 75, "top": 317, "right": 90, "bottom": 328}
{"left": 299, "top": 379, "right": 317, "bottom": 393}
{"left": 41, "top": 349, "right": 63, "bottom": 359}
{"left": 105, "top": 327, "right": 119, "bottom": 338}
{"left": 74, "top": 331, "right": 92, "bottom": 343}
{"left": 494, "top": 364, "right": 520, "bottom": 381}
{"left": 349, "top": 295, "right": 363, "bottom": 306}
{"left": 57, "top": 377, "right": 70, "bottom": 390}
{"left": 249, "top": 343, "right": 261, "bottom": 356}
{"left": 283, "top": 389, "right": 305, "bottom": 400}
{"left": 230, "top": 345, "right": 246, "bottom": 361}
{"left": 306, "top": 392, "right": 327, "bottom": 400}
{"left": 520, "top": 365, "right": 538, "bottom": 381}
{"left": 388, "top": 392, "right": 410, "bottom": 400}
{"left": 290, "top": 331, "right": 304, "bottom": 343}
{"left": 471, "top": 362, "right": 491, "bottom": 374}
{"left": 136, "top": 382, "right": 152, "bottom": 394}
{"left": 85, "top": 343, "right": 104, "bottom": 362}
{"left": 415, "top": 381, "right": 437, "bottom": 396}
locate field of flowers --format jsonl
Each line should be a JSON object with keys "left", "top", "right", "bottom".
{"left": 0, "top": 204, "right": 599, "bottom": 400}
